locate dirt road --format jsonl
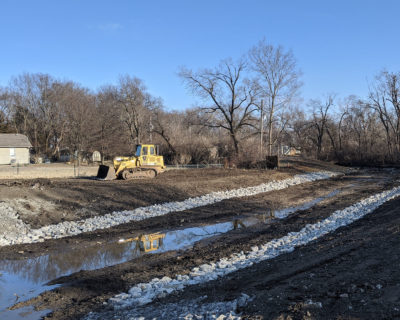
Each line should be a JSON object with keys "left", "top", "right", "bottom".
{"left": 1, "top": 160, "right": 399, "bottom": 320}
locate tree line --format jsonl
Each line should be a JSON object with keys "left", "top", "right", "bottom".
{"left": 1, "top": 40, "right": 399, "bottom": 166}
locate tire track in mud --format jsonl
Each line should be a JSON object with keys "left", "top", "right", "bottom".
{"left": 12, "top": 172, "right": 397, "bottom": 320}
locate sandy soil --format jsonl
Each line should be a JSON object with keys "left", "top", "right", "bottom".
{"left": 1, "top": 159, "right": 398, "bottom": 320}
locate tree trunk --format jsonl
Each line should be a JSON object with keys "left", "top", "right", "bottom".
{"left": 230, "top": 131, "right": 239, "bottom": 155}
{"left": 268, "top": 103, "right": 274, "bottom": 156}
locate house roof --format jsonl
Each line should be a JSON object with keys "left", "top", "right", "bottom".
{"left": 0, "top": 134, "right": 32, "bottom": 148}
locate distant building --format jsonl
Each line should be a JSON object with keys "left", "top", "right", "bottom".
{"left": 92, "top": 150, "right": 101, "bottom": 162}
{"left": 0, "top": 134, "right": 32, "bottom": 165}
{"left": 281, "top": 145, "right": 301, "bottom": 156}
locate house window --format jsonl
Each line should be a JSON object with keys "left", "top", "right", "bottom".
{"left": 9, "top": 148, "right": 16, "bottom": 158}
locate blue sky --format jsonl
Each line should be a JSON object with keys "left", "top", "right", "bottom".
{"left": 1, "top": 0, "right": 399, "bottom": 110}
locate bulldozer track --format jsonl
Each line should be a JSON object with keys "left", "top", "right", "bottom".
{"left": 121, "top": 168, "right": 157, "bottom": 180}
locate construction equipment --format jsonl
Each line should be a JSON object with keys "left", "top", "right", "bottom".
{"left": 96, "top": 144, "right": 165, "bottom": 180}
{"left": 118, "top": 233, "right": 165, "bottom": 253}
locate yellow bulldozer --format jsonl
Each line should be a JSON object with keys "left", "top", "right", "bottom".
{"left": 97, "top": 144, "right": 166, "bottom": 180}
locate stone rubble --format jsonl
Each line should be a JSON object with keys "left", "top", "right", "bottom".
{"left": 0, "top": 171, "right": 338, "bottom": 247}
{"left": 102, "top": 184, "right": 400, "bottom": 318}
{"left": 85, "top": 294, "right": 251, "bottom": 319}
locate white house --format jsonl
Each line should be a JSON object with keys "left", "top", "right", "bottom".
{"left": 0, "top": 134, "right": 32, "bottom": 165}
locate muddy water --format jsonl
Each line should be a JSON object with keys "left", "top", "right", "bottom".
{"left": 0, "top": 306, "right": 51, "bottom": 320}
{"left": 0, "top": 269, "right": 55, "bottom": 319}
{"left": 0, "top": 189, "right": 341, "bottom": 319}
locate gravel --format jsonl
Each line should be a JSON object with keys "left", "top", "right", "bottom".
{"left": 96, "top": 183, "right": 400, "bottom": 319}
{"left": 0, "top": 171, "right": 338, "bottom": 247}
{"left": 85, "top": 294, "right": 251, "bottom": 320}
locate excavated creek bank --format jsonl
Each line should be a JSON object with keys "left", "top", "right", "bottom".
{"left": 2, "top": 170, "right": 395, "bottom": 320}
{"left": 44, "top": 175, "right": 399, "bottom": 320}
{"left": 0, "top": 190, "right": 343, "bottom": 320}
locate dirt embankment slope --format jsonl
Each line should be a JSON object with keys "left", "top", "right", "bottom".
{"left": 0, "top": 158, "right": 342, "bottom": 228}
{"left": 6, "top": 167, "right": 399, "bottom": 320}
{"left": 5, "top": 159, "right": 396, "bottom": 320}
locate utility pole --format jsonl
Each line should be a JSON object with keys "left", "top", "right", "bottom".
{"left": 260, "top": 99, "right": 264, "bottom": 159}
{"left": 149, "top": 115, "right": 153, "bottom": 143}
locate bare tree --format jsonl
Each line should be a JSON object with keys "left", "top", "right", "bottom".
{"left": 152, "top": 108, "right": 178, "bottom": 156}
{"left": 180, "top": 59, "right": 258, "bottom": 155}
{"left": 7, "top": 74, "right": 40, "bottom": 149}
{"left": 151, "top": 107, "right": 219, "bottom": 164}
{"left": 62, "top": 83, "right": 96, "bottom": 162}
{"left": 4, "top": 73, "right": 68, "bottom": 158}
{"left": 368, "top": 71, "right": 400, "bottom": 159}
{"left": 0, "top": 88, "right": 13, "bottom": 133}
{"left": 288, "top": 108, "right": 308, "bottom": 151}
{"left": 117, "top": 75, "right": 152, "bottom": 151}
{"left": 94, "top": 86, "right": 123, "bottom": 161}
{"left": 324, "top": 96, "right": 355, "bottom": 161}
{"left": 29, "top": 74, "right": 58, "bottom": 157}
{"left": 309, "top": 95, "right": 334, "bottom": 159}
{"left": 46, "top": 81, "right": 70, "bottom": 158}
{"left": 249, "top": 40, "right": 302, "bottom": 155}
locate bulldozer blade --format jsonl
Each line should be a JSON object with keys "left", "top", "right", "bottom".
{"left": 96, "top": 165, "right": 116, "bottom": 180}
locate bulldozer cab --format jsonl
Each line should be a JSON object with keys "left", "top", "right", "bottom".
{"left": 135, "top": 144, "right": 158, "bottom": 156}
{"left": 135, "top": 144, "right": 160, "bottom": 166}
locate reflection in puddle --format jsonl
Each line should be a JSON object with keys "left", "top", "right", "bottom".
{"left": 0, "top": 222, "right": 251, "bottom": 319}
{"left": 118, "top": 233, "right": 166, "bottom": 252}
{"left": 0, "top": 188, "right": 342, "bottom": 318}
{"left": 0, "top": 269, "right": 56, "bottom": 319}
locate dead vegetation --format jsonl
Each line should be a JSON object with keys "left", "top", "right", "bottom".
{"left": 2, "top": 43, "right": 400, "bottom": 167}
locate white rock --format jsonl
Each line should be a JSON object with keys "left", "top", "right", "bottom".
{"left": 0, "top": 171, "right": 339, "bottom": 247}
{"left": 108, "top": 184, "right": 400, "bottom": 310}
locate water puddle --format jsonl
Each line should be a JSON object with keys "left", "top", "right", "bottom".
{"left": 0, "top": 269, "right": 56, "bottom": 319}
{"left": 272, "top": 189, "right": 340, "bottom": 218}
{"left": 0, "top": 305, "right": 51, "bottom": 320}
{"left": 0, "top": 188, "right": 341, "bottom": 318}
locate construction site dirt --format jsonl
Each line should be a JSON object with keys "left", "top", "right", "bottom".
{"left": 1, "top": 159, "right": 399, "bottom": 320}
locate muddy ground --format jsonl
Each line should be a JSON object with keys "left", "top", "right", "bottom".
{"left": 0, "top": 159, "right": 321, "bottom": 228}
{"left": 1, "top": 159, "right": 399, "bottom": 320}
